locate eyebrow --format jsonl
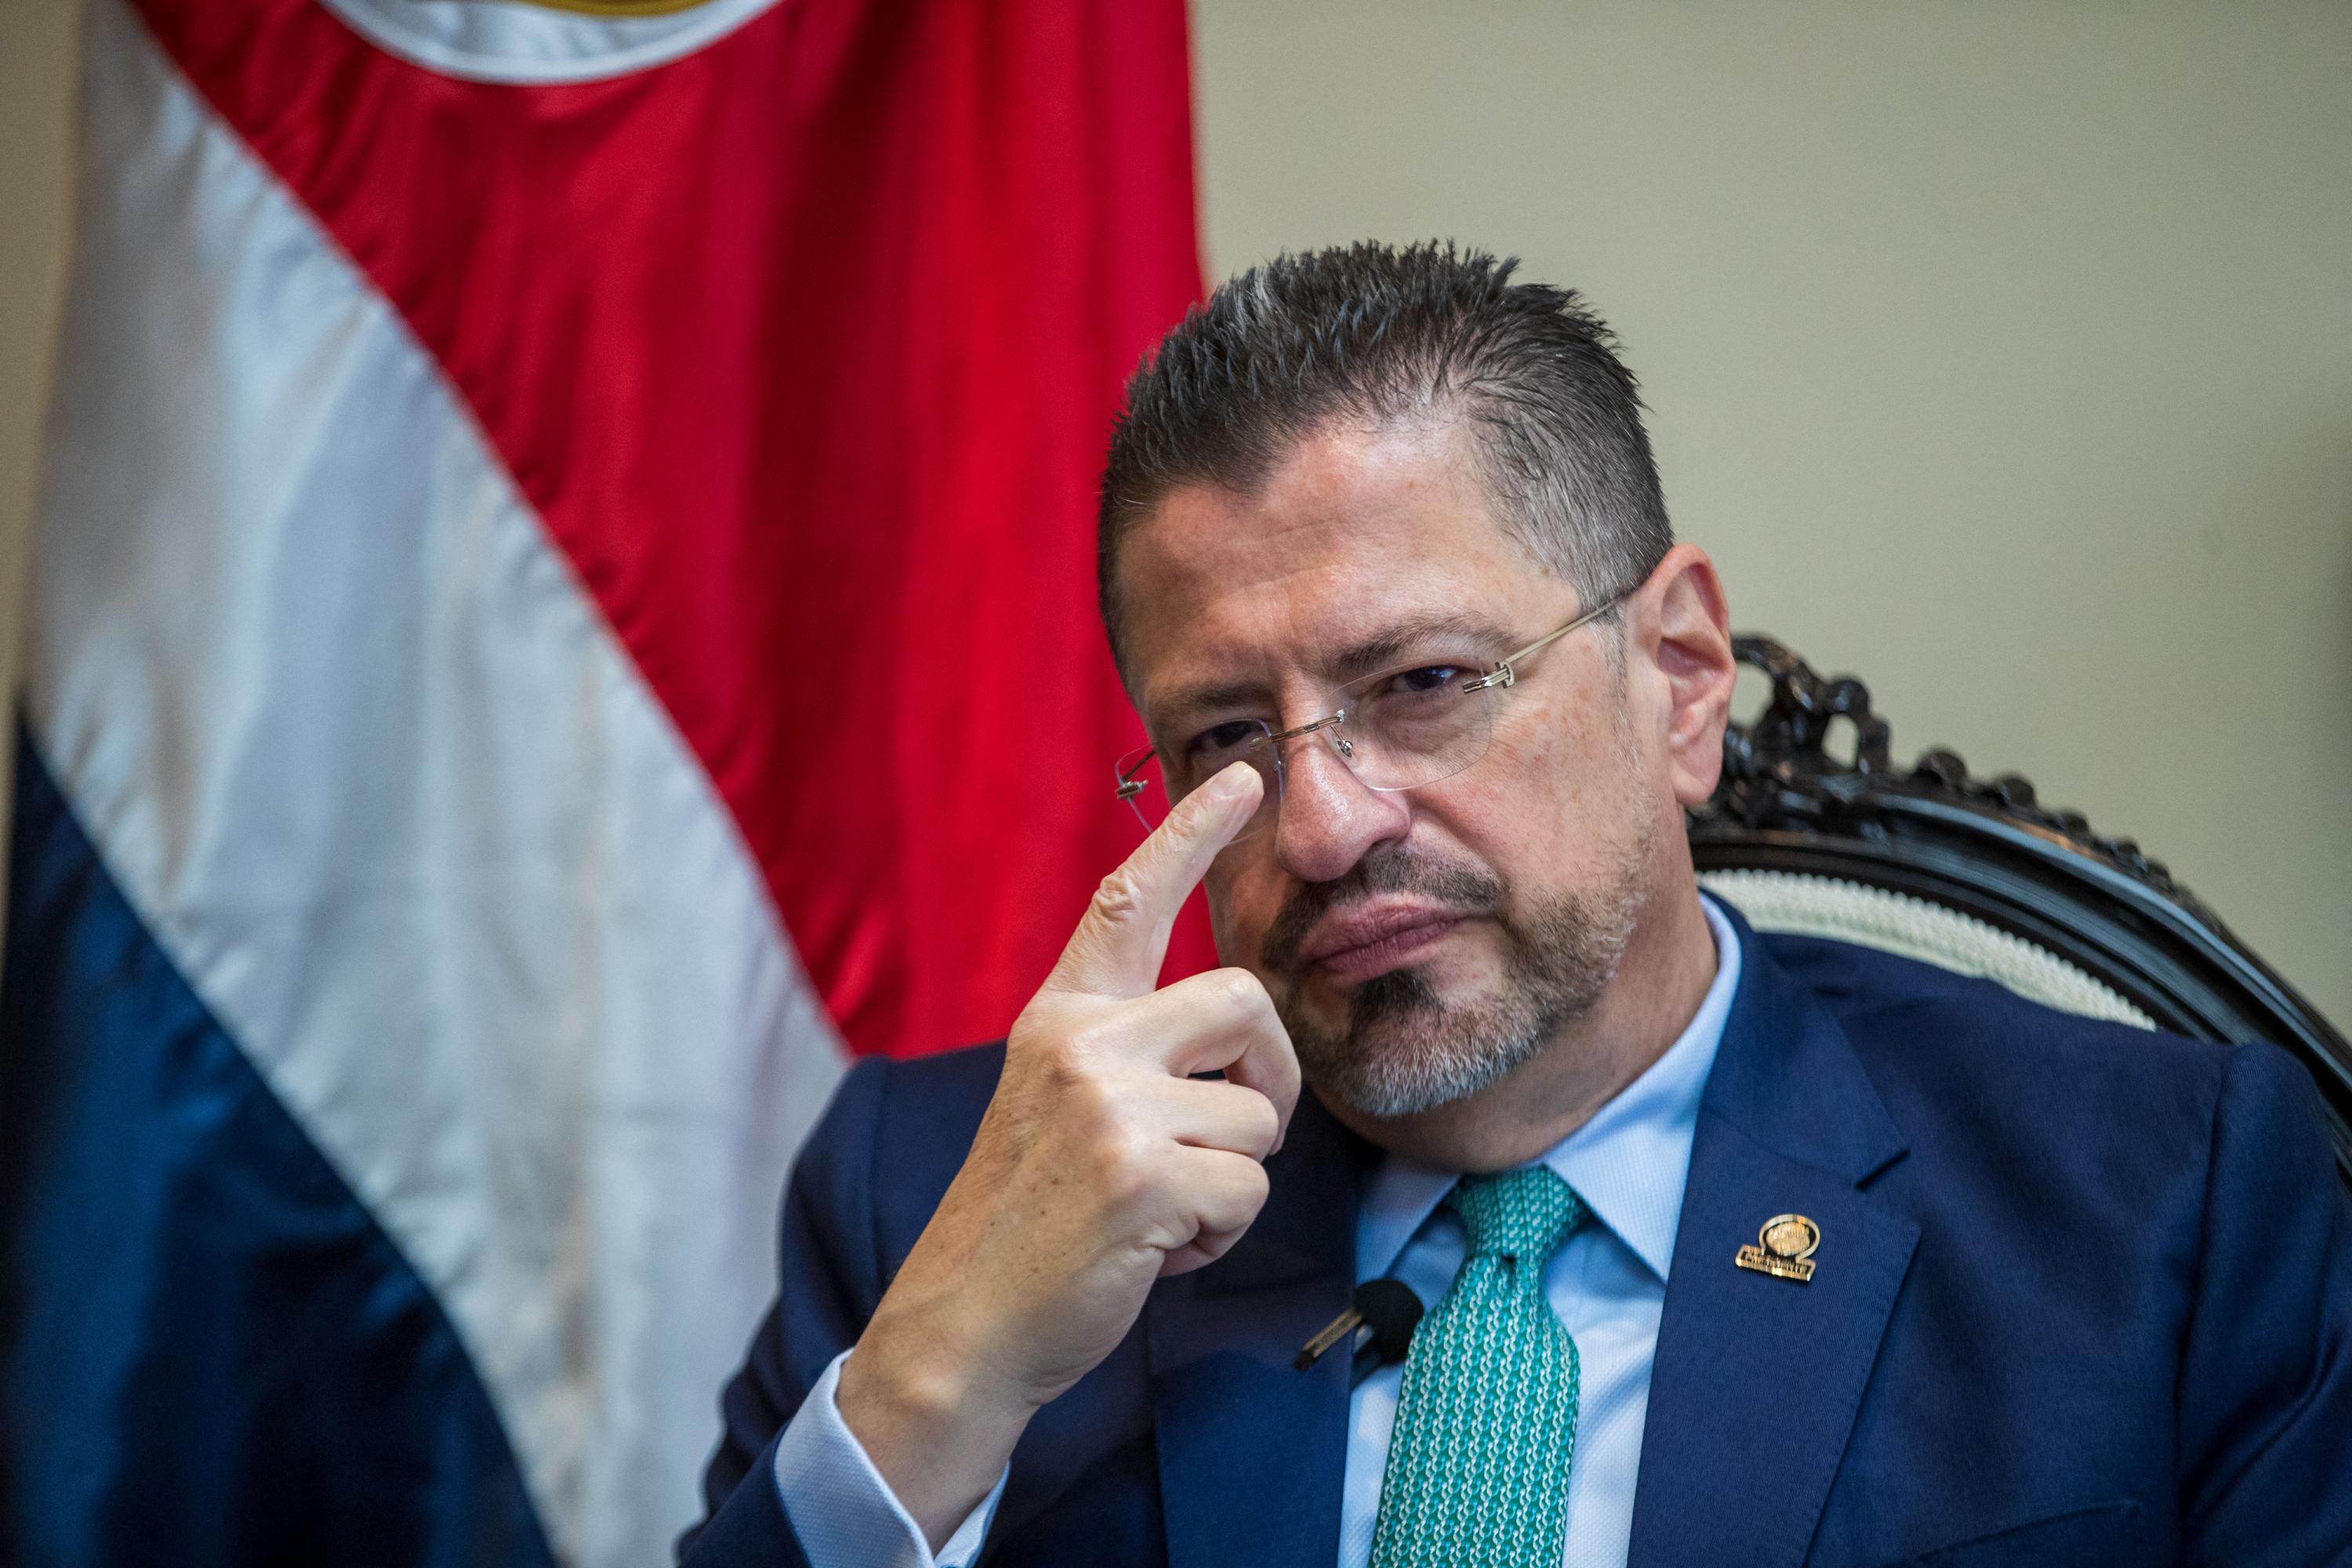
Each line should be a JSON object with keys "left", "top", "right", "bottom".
{"left": 1322, "top": 611, "right": 1523, "bottom": 684}
{"left": 1146, "top": 610, "right": 1526, "bottom": 733}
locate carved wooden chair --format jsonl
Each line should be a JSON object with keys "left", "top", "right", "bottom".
{"left": 1687, "top": 636, "right": 2352, "bottom": 1190}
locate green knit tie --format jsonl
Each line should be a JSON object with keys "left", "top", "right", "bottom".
{"left": 1367, "top": 1166, "right": 1586, "bottom": 1568}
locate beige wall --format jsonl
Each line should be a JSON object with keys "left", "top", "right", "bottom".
{"left": 1195, "top": 0, "right": 2352, "bottom": 1026}
{"left": 0, "top": 1, "right": 2344, "bottom": 1022}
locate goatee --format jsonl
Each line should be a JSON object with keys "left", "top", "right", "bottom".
{"left": 1261, "top": 829, "right": 1650, "bottom": 1119}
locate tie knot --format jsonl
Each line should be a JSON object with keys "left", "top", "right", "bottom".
{"left": 1446, "top": 1166, "right": 1584, "bottom": 1267}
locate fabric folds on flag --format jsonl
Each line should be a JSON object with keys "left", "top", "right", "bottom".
{"left": 0, "top": 0, "right": 1205, "bottom": 1562}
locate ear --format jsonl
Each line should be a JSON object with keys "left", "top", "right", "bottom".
{"left": 1629, "top": 543, "right": 1735, "bottom": 808}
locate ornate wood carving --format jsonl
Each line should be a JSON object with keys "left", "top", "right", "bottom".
{"left": 1690, "top": 634, "right": 2205, "bottom": 918}
{"left": 1686, "top": 632, "right": 2352, "bottom": 1190}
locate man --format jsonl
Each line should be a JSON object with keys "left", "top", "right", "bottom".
{"left": 681, "top": 244, "right": 2352, "bottom": 1566}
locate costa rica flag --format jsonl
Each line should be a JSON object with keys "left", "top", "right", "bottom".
{"left": 0, "top": 0, "right": 1209, "bottom": 1560}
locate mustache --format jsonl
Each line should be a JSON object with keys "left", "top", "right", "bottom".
{"left": 1259, "top": 847, "right": 1504, "bottom": 973}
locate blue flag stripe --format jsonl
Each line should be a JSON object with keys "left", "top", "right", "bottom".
{"left": 1, "top": 724, "right": 560, "bottom": 1567}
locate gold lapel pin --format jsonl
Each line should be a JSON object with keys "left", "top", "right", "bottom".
{"left": 1736, "top": 1213, "right": 1820, "bottom": 1283}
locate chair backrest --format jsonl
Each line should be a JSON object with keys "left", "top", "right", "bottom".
{"left": 1687, "top": 634, "right": 2352, "bottom": 1189}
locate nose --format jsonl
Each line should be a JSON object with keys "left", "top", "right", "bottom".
{"left": 1272, "top": 728, "right": 1410, "bottom": 884}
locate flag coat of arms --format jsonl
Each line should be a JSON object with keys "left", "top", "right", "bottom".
{"left": 0, "top": 0, "right": 1207, "bottom": 1560}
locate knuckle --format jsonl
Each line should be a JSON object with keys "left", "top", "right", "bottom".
{"left": 1006, "top": 1003, "right": 1062, "bottom": 1062}
{"left": 1064, "top": 1064, "right": 1121, "bottom": 1127}
{"left": 1273, "top": 1043, "right": 1302, "bottom": 1094}
{"left": 1214, "top": 967, "right": 1268, "bottom": 1015}
{"left": 1060, "top": 1003, "right": 1137, "bottom": 1065}
{"left": 1088, "top": 1127, "right": 1159, "bottom": 1203}
{"left": 1230, "top": 1157, "right": 1271, "bottom": 1210}
{"left": 1016, "top": 1019, "right": 1087, "bottom": 1083}
{"left": 1055, "top": 1019, "right": 1109, "bottom": 1068}
{"left": 1241, "top": 1093, "right": 1281, "bottom": 1152}
{"left": 1090, "top": 868, "right": 1150, "bottom": 927}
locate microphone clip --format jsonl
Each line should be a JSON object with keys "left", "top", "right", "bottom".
{"left": 1294, "top": 1279, "right": 1423, "bottom": 1390}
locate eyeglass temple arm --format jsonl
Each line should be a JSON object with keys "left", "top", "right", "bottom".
{"left": 1115, "top": 751, "right": 1156, "bottom": 801}
{"left": 1461, "top": 590, "right": 1630, "bottom": 693}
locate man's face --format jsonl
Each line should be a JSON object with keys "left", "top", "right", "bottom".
{"left": 1116, "top": 418, "right": 1679, "bottom": 1118}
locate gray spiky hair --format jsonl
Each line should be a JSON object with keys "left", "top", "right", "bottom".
{"left": 1098, "top": 241, "right": 1671, "bottom": 666}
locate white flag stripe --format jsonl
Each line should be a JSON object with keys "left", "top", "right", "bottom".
{"left": 24, "top": 4, "right": 845, "bottom": 1563}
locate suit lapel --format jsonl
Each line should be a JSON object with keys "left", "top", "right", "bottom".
{"left": 1146, "top": 1090, "right": 1367, "bottom": 1568}
{"left": 1628, "top": 911, "right": 1919, "bottom": 1568}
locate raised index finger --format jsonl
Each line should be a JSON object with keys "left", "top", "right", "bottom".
{"left": 1044, "top": 761, "right": 1262, "bottom": 1000}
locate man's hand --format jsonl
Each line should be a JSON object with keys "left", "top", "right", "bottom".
{"left": 835, "top": 763, "right": 1299, "bottom": 1548}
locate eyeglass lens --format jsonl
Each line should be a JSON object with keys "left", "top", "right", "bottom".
{"left": 1116, "top": 660, "right": 1501, "bottom": 846}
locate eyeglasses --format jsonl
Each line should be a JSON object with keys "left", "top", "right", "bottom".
{"left": 1113, "top": 587, "right": 1631, "bottom": 848}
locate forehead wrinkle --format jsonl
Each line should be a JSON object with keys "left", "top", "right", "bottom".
{"left": 1119, "top": 419, "right": 1559, "bottom": 727}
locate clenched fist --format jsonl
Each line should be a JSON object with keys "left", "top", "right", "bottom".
{"left": 837, "top": 763, "right": 1299, "bottom": 1546}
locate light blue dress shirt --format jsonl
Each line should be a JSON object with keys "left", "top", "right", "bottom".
{"left": 774, "top": 895, "right": 1739, "bottom": 1568}
{"left": 770, "top": 1353, "right": 1005, "bottom": 1568}
{"left": 1341, "top": 894, "right": 1737, "bottom": 1568}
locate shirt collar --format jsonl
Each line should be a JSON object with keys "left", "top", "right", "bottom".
{"left": 1356, "top": 892, "right": 1742, "bottom": 1287}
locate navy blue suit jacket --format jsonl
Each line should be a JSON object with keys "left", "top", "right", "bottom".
{"left": 682, "top": 908, "right": 2352, "bottom": 1566}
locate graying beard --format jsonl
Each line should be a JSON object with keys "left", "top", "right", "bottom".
{"left": 1284, "top": 877, "right": 1641, "bottom": 1120}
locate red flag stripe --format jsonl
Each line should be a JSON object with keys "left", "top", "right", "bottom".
{"left": 127, "top": 0, "right": 1212, "bottom": 1055}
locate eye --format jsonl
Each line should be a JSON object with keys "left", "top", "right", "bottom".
{"left": 1376, "top": 665, "right": 1470, "bottom": 699}
{"left": 1185, "top": 719, "right": 1269, "bottom": 762}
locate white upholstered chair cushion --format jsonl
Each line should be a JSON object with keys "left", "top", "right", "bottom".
{"left": 1700, "top": 869, "right": 2156, "bottom": 1031}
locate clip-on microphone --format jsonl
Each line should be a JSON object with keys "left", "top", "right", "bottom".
{"left": 1294, "top": 1279, "right": 1423, "bottom": 1390}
